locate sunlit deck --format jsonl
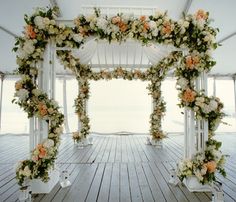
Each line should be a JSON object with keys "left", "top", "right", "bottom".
{"left": 0, "top": 134, "right": 236, "bottom": 202}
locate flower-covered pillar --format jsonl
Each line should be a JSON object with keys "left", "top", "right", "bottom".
{"left": 29, "top": 43, "right": 52, "bottom": 150}
{"left": 74, "top": 76, "right": 90, "bottom": 141}
{"left": 149, "top": 79, "right": 166, "bottom": 140}
{"left": 184, "top": 71, "right": 208, "bottom": 159}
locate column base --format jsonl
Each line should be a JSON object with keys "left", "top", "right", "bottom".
{"left": 31, "top": 168, "right": 59, "bottom": 194}
{"left": 183, "top": 176, "right": 212, "bottom": 192}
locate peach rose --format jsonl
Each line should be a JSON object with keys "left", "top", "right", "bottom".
{"left": 112, "top": 16, "right": 121, "bottom": 24}
{"left": 182, "top": 88, "right": 196, "bottom": 103}
{"left": 185, "top": 56, "right": 194, "bottom": 69}
{"left": 140, "top": 15, "right": 146, "bottom": 22}
{"left": 38, "top": 103, "right": 48, "bottom": 116}
{"left": 32, "top": 155, "right": 39, "bottom": 162}
{"left": 15, "top": 81, "right": 23, "bottom": 90}
{"left": 117, "top": 68, "right": 124, "bottom": 76}
{"left": 119, "top": 22, "right": 127, "bottom": 32}
{"left": 143, "top": 22, "right": 150, "bottom": 32}
{"left": 161, "top": 21, "right": 172, "bottom": 35}
{"left": 195, "top": 9, "right": 208, "bottom": 21}
{"left": 185, "top": 55, "right": 199, "bottom": 69}
{"left": 25, "top": 25, "right": 36, "bottom": 39}
{"left": 205, "top": 161, "right": 217, "bottom": 173}
{"left": 192, "top": 56, "right": 200, "bottom": 65}
{"left": 39, "top": 147, "right": 47, "bottom": 158}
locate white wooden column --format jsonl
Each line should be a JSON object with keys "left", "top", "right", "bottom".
{"left": 77, "top": 80, "right": 81, "bottom": 131}
{"left": 213, "top": 77, "right": 216, "bottom": 97}
{"left": 29, "top": 43, "right": 52, "bottom": 152}
{"left": 184, "top": 71, "right": 208, "bottom": 158}
{"left": 233, "top": 76, "right": 236, "bottom": 121}
{"left": 63, "top": 77, "right": 70, "bottom": 133}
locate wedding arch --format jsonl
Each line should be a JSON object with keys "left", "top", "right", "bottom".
{"left": 13, "top": 6, "right": 226, "bottom": 193}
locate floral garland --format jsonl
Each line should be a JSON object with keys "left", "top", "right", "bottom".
{"left": 56, "top": 50, "right": 182, "bottom": 142}
{"left": 13, "top": 7, "right": 226, "bottom": 186}
{"left": 13, "top": 7, "right": 64, "bottom": 187}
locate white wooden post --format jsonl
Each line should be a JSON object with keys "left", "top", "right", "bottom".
{"left": 29, "top": 43, "right": 51, "bottom": 152}
{"left": 77, "top": 80, "right": 81, "bottom": 131}
{"left": 183, "top": 71, "right": 210, "bottom": 192}
{"left": 29, "top": 42, "right": 59, "bottom": 194}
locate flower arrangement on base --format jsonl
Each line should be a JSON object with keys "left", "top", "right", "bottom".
{"left": 177, "top": 139, "right": 226, "bottom": 185}
{"left": 72, "top": 131, "right": 84, "bottom": 143}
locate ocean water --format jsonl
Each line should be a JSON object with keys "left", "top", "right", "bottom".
{"left": 1, "top": 78, "right": 235, "bottom": 134}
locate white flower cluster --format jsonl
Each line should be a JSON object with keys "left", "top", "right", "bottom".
{"left": 176, "top": 78, "right": 189, "bottom": 90}
{"left": 34, "top": 16, "right": 56, "bottom": 30}
{"left": 195, "top": 96, "right": 218, "bottom": 114}
{"left": 15, "top": 89, "right": 29, "bottom": 101}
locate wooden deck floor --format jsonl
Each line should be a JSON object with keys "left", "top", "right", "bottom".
{"left": 0, "top": 134, "right": 236, "bottom": 202}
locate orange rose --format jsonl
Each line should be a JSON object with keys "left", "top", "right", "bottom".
{"left": 195, "top": 9, "right": 208, "bottom": 21}
{"left": 15, "top": 81, "right": 23, "bottom": 90}
{"left": 205, "top": 161, "right": 217, "bottom": 173}
{"left": 185, "top": 55, "right": 199, "bottom": 69}
{"left": 192, "top": 56, "right": 200, "bottom": 65}
{"left": 143, "top": 22, "right": 150, "bottom": 32}
{"left": 140, "top": 15, "right": 146, "bottom": 21}
{"left": 38, "top": 103, "right": 48, "bottom": 116}
{"left": 119, "top": 22, "right": 127, "bottom": 32}
{"left": 112, "top": 16, "right": 121, "bottom": 24}
{"left": 182, "top": 88, "right": 196, "bottom": 103}
{"left": 39, "top": 146, "right": 47, "bottom": 158}
{"left": 185, "top": 56, "right": 194, "bottom": 69}
{"left": 25, "top": 25, "right": 36, "bottom": 39}
{"left": 161, "top": 21, "right": 172, "bottom": 35}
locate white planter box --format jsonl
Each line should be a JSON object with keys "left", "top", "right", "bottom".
{"left": 183, "top": 176, "right": 212, "bottom": 192}
{"left": 30, "top": 168, "right": 59, "bottom": 194}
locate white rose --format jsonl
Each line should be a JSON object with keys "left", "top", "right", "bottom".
{"left": 32, "top": 89, "right": 42, "bottom": 97}
{"left": 196, "top": 19, "right": 205, "bottom": 30}
{"left": 17, "top": 49, "right": 27, "bottom": 59}
{"left": 51, "top": 100, "right": 59, "bottom": 108}
{"left": 111, "top": 25, "right": 119, "bottom": 33}
{"left": 128, "top": 32, "right": 134, "bottom": 38}
{"left": 23, "top": 40, "right": 35, "bottom": 55}
{"left": 186, "top": 160, "right": 192, "bottom": 168}
{"left": 59, "top": 23, "right": 65, "bottom": 29}
{"left": 200, "top": 167, "right": 207, "bottom": 175}
{"left": 96, "top": 18, "right": 108, "bottom": 30}
{"left": 23, "top": 166, "right": 31, "bottom": 177}
{"left": 202, "top": 104, "right": 211, "bottom": 114}
{"left": 149, "top": 21, "right": 156, "bottom": 30}
{"left": 177, "top": 78, "right": 188, "bottom": 89}
{"left": 43, "top": 17, "right": 50, "bottom": 25}
{"left": 43, "top": 139, "right": 54, "bottom": 148}
{"left": 34, "top": 16, "right": 45, "bottom": 29}
{"left": 183, "top": 21, "right": 189, "bottom": 28}
{"left": 209, "top": 100, "right": 218, "bottom": 111}
{"left": 73, "top": 34, "right": 83, "bottom": 43}
{"left": 55, "top": 127, "right": 63, "bottom": 134}
{"left": 15, "top": 89, "right": 29, "bottom": 101}
{"left": 86, "top": 14, "right": 96, "bottom": 22}
{"left": 152, "top": 29, "right": 158, "bottom": 37}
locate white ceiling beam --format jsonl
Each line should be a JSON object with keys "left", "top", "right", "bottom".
{"left": 183, "top": 0, "right": 193, "bottom": 15}
{"left": 0, "top": 26, "right": 17, "bottom": 38}
{"left": 49, "top": 0, "right": 62, "bottom": 17}
{"left": 218, "top": 31, "right": 236, "bottom": 43}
